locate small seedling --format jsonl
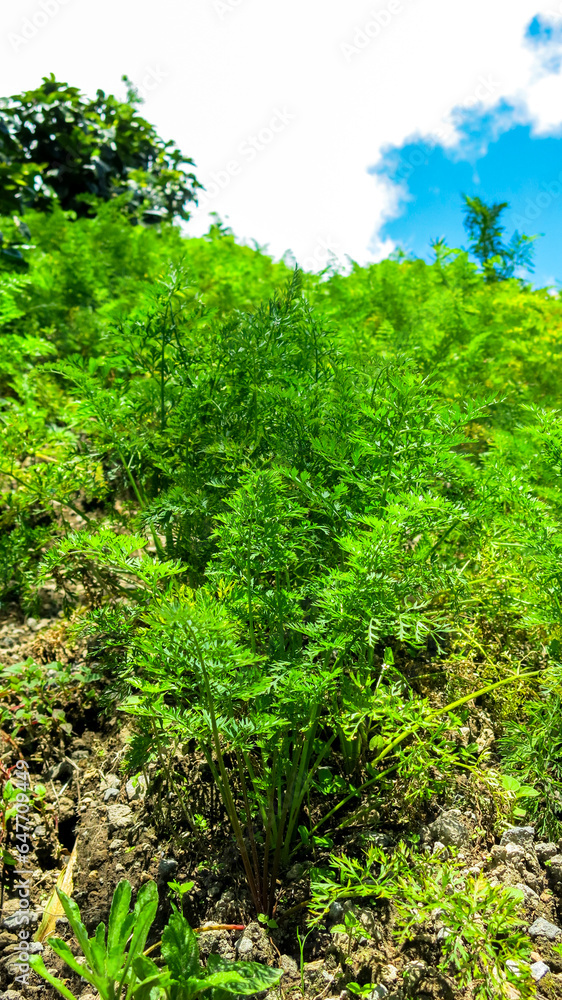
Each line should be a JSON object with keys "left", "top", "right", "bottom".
{"left": 331, "top": 910, "right": 372, "bottom": 963}
{"left": 347, "top": 983, "right": 376, "bottom": 998}
{"left": 296, "top": 926, "right": 316, "bottom": 997}
{"left": 168, "top": 878, "right": 195, "bottom": 914}
{"left": 500, "top": 774, "right": 539, "bottom": 822}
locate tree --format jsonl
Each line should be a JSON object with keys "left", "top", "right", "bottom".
{"left": 0, "top": 74, "right": 201, "bottom": 223}
{"left": 462, "top": 194, "right": 538, "bottom": 282}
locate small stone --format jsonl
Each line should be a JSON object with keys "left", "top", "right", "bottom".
{"left": 232, "top": 921, "right": 273, "bottom": 963}
{"left": 504, "top": 843, "right": 525, "bottom": 861}
{"left": 287, "top": 862, "right": 305, "bottom": 881}
{"left": 101, "top": 773, "right": 121, "bottom": 790}
{"left": 34, "top": 825, "right": 47, "bottom": 837}
{"left": 514, "top": 883, "right": 540, "bottom": 908}
{"left": 500, "top": 827, "right": 535, "bottom": 849}
{"left": 115, "top": 863, "right": 125, "bottom": 872}
{"left": 432, "top": 840, "right": 448, "bottom": 856}
{"left": 49, "top": 759, "right": 74, "bottom": 781}
{"left": 546, "top": 854, "right": 562, "bottom": 878}
{"left": 528, "top": 917, "right": 562, "bottom": 940}
{"left": 506, "top": 959, "right": 522, "bottom": 976}
{"left": 106, "top": 803, "right": 133, "bottom": 832}
{"left": 25, "top": 617, "right": 38, "bottom": 630}
{"left": 279, "top": 954, "right": 298, "bottom": 974}
{"left": 329, "top": 901, "right": 345, "bottom": 923}
{"left": 72, "top": 750, "right": 90, "bottom": 761}
{"left": 237, "top": 937, "right": 254, "bottom": 958}
{"left": 381, "top": 964, "right": 398, "bottom": 985}
{"left": 364, "top": 832, "right": 392, "bottom": 848}
{"left": 2, "top": 910, "right": 40, "bottom": 930}
{"left": 429, "top": 810, "right": 470, "bottom": 848}
{"left": 368, "top": 987, "right": 388, "bottom": 999}
{"left": 535, "top": 843, "right": 558, "bottom": 863}
{"left": 403, "top": 960, "right": 427, "bottom": 982}
{"left": 126, "top": 774, "right": 148, "bottom": 801}
{"left": 104, "top": 787, "right": 120, "bottom": 801}
{"left": 476, "top": 726, "right": 495, "bottom": 752}
{"left": 523, "top": 872, "right": 542, "bottom": 895}
{"left": 530, "top": 961, "right": 550, "bottom": 981}
{"left": 158, "top": 857, "right": 178, "bottom": 885}
{"left": 0, "top": 932, "right": 18, "bottom": 950}
{"left": 109, "top": 838, "right": 125, "bottom": 850}
{"left": 490, "top": 844, "right": 507, "bottom": 864}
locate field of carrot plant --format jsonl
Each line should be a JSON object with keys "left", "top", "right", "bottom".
{"left": 1, "top": 80, "right": 562, "bottom": 1000}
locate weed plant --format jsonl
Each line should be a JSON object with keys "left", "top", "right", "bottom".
{"left": 30, "top": 879, "right": 281, "bottom": 1000}
{"left": 311, "top": 845, "right": 532, "bottom": 999}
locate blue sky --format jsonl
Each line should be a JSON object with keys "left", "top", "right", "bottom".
{"left": 373, "top": 116, "right": 562, "bottom": 288}
{"left": 373, "top": 14, "right": 562, "bottom": 288}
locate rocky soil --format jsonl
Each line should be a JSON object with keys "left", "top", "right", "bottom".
{"left": 1, "top": 610, "right": 562, "bottom": 1000}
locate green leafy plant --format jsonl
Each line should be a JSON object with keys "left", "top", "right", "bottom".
{"left": 462, "top": 194, "right": 538, "bottom": 282}
{"left": 499, "top": 774, "right": 540, "bottom": 823}
{"left": 346, "top": 983, "right": 376, "bottom": 998}
{"left": 0, "top": 769, "right": 20, "bottom": 867}
{"left": 330, "top": 909, "right": 371, "bottom": 963}
{"left": 396, "top": 859, "right": 532, "bottom": 999}
{"left": 29, "top": 880, "right": 159, "bottom": 1000}
{"left": 0, "top": 659, "right": 89, "bottom": 739}
{"left": 498, "top": 675, "right": 562, "bottom": 838}
{"left": 0, "top": 75, "right": 201, "bottom": 221}
{"left": 295, "top": 926, "right": 315, "bottom": 997}
{"left": 143, "top": 911, "right": 283, "bottom": 1000}
{"left": 167, "top": 880, "right": 195, "bottom": 917}
{"left": 4, "top": 89, "right": 562, "bottom": 976}
{"left": 121, "top": 587, "right": 341, "bottom": 915}
{"left": 30, "top": 880, "right": 282, "bottom": 1000}
{"left": 308, "top": 843, "right": 410, "bottom": 922}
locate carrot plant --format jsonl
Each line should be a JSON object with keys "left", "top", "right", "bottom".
{"left": 2, "top": 158, "right": 562, "bottom": 933}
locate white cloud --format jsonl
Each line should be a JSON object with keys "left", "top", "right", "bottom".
{"left": 1, "top": 0, "right": 561, "bottom": 268}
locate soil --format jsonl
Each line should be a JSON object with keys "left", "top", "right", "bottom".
{"left": 1, "top": 607, "right": 562, "bottom": 1000}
